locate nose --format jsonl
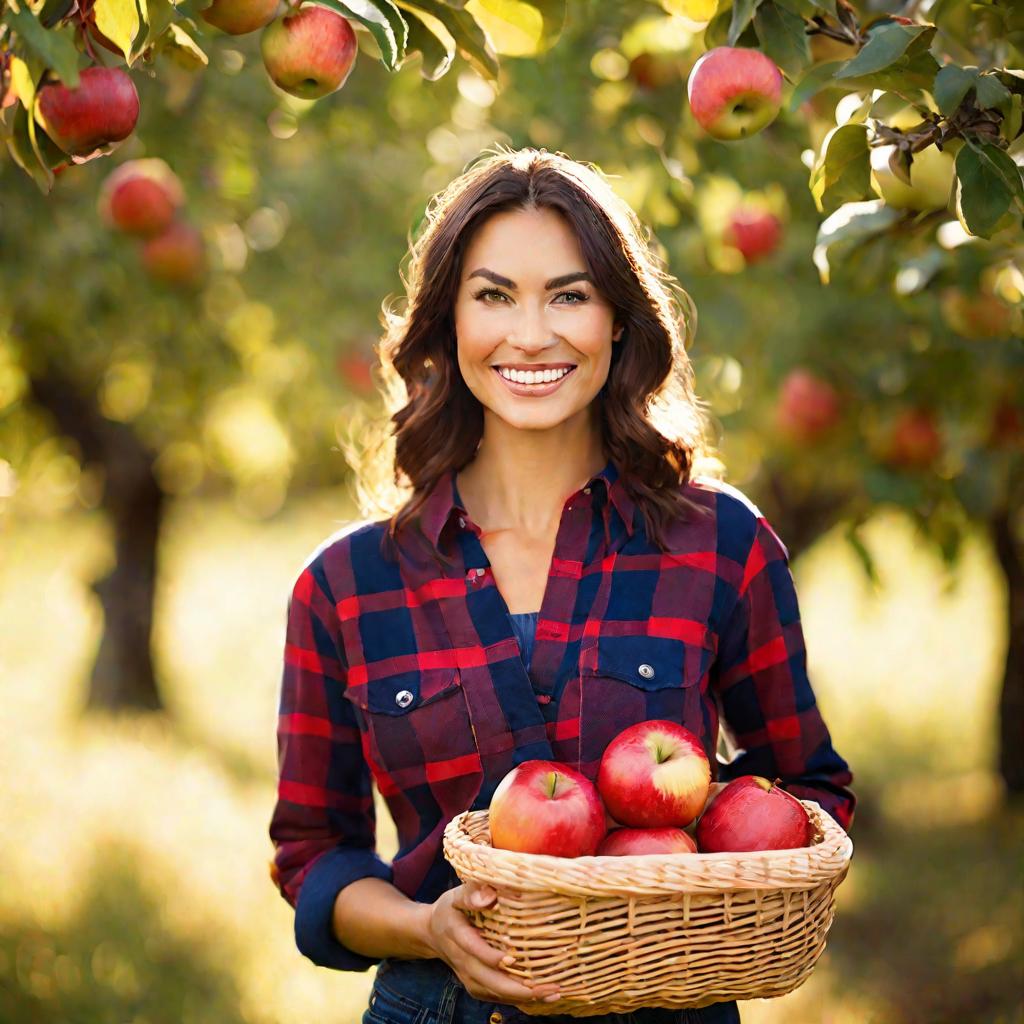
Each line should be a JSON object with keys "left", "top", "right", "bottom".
{"left": 509, "top": 302, "right": 557, "bottom": 354}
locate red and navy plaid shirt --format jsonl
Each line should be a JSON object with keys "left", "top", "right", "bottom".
{"left": 269, "top": 461, "right": 856, "bottom": 970}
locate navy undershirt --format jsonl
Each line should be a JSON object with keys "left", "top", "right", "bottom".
{"left": 508, "top": 610, "right": 540, "bottom": 671}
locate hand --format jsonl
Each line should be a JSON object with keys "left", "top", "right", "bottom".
{"left": 424, "top": 883, "right": 560, "bottom": 1006}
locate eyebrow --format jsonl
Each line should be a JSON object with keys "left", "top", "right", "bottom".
{"left": 467, "top": 268, "right": 593, "bottom": 290}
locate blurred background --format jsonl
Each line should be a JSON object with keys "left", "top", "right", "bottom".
{"left": 1, "top": 0, "right": 1022, "bottom": 1021}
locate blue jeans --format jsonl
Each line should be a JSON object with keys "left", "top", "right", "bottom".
{"left": 362, "top": 958, "right": 741, "bottom": 1024}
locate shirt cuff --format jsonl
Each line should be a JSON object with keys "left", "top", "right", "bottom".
{"left": 294, "top": 846, "right": 394, "bottom": 971}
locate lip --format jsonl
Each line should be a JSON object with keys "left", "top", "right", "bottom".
{"left": 492, "top": 365, "right": 577, "bottom": 397}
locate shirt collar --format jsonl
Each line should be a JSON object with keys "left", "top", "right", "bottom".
{"left": 417, "top": 458, "right": 637, "bottom": 551}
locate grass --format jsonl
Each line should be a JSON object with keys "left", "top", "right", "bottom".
{"left": 0, "top": 493, "right": 1020, "bottom": 1024}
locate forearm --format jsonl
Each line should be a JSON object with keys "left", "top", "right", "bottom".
{"left": 332, "top": 876, "right": 438, "bottom": 961}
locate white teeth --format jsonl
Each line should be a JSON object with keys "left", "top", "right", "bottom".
{"left": 498, "top": 366, "right": 571, "bottom": 385}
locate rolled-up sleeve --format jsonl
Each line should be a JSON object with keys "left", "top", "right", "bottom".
{"left": 269, "top": 557, "right": 393, "bottom": 971}
{"left": 712, "top": 516, "right": 856, "bottom": 830}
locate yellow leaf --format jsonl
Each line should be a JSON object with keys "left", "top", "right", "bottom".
{"left": 9, "top": 57, "right": 35, "bottom": 105}
{"left": 658, "top": 0, "right": 719, "bottom": 24}
{"left": 464, "top": 0, "right": 544, "bottom": 57}
{"left": 94, "top": 0, "right": 141, "bottom": 62}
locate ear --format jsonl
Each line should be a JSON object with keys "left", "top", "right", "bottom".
{"left": 613, "top": 324, "right": 624, "bottom": 342}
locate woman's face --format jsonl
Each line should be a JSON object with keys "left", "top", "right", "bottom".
{"left": 453, "top": 206, "right": 622, "bottom": 435}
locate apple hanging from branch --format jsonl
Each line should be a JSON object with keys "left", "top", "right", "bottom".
{"left": 34, "top": 66, "right": 139, "bottom": 157}
{"left": 261, "top": 5, "right": 358, "bottom": 100}
{"left": 725, "top": 206, "right": 783, "bottom": 264}
{"left": 99, "top": 159, "right": 185, "bottom": 237}
{"left": 686, "top": 47, "right": 783, "bottom": 141}
{"left": 141, "top": 222, "right": 207, "bottom": 289}
{"left": 775, "top": 369, "right": 843, "bottom": 443}
{"left": 202, "top": 0, "right": 282, "bottom": 35}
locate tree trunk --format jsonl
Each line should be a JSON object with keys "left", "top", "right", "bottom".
{"left": 991, "top": 506, "right": 1024, "bottom": 797}
{"left": 757, "top": 469, "right": 851, "bottom": 562}
{"left": 25, "top": 360, "right": 165, "bottom": 712}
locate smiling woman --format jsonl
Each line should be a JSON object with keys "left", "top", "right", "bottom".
{"left": 268, "top": 146, "right": 855, "bottom": 1024}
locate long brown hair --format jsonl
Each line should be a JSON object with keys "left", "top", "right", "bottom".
{"left": 345, "top": 145, "right": 718, "bottom": 553}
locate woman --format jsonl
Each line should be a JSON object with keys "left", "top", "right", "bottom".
{"left": 269, "top": 147, "right": 856, "bottom": 1024}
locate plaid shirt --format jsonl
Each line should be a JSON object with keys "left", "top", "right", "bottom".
{"left": 269, "top": 461, "right": 856, "bottom": 971}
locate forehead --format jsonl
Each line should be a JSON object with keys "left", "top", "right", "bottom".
{"left": 462, "top": 207, "right": 582, "bottom": 269}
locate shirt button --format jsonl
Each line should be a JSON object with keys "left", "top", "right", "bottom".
{"left": 583, "top": 487, "right": 591, "bottom": 494}
{"left": 395, "top": 689, "right": 414, "bottom": 708}
{"left": 458, "top": 516, "right": 466, "bottom": 528}
{"left": 476, "top": 567, "right": 485, "bottom": 576}
{"left": 638, "top": 663, "right": 655, "bottom": 679}
{"left": 489, "top": 1013, "right": 504, "bottom": 1024}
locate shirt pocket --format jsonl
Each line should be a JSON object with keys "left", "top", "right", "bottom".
{"left": 577, "top": 630, "right": 718, "bottom": 773}
{"left": 347, "top": 667, "right": 484, "bottom": 804}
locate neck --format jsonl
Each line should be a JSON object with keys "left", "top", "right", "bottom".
{"left": 457, "top": 409, "right": 606, "bottom": 538}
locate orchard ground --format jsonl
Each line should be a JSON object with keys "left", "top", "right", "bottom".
{"left": 0, "top": 489, "right": 1021, "bottom": 1024}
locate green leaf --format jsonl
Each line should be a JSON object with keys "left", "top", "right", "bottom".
{"left": 843, "top": 522, "right": 880, "bottom": 588}
{"left": 157, "top": 22, "right": 208, "bottom": 68}
{"left": 727, "top": 0, "right": 757, "bottom": 47}
{"left": 932, "top": 64, "right": 978, "bottom": 116}
{"left": 132, "top": 0, "right": 175, "bottom": 60}
{"left": 5, "top": 102, "right": 54, "bottom": 193}
{"left": 1003, "top": 94, "right": 1023, "bottom": 143}
{"left": 787, "top": 59, "right": 844, "bottom": 113}
{"left": 812, "top": 199, "right": 901, "bottom": 284}
{"left": 753, "top": 1, "right": 810, "bottom": 79}
{"left": 396, "top": 0, "right": 455, "bottom": 79}
{"left": 954, "top": 142, "right": 1024, "bottom": 239}
{"left": 93, "top": 0, "right": 140, "bottom": 61}
{"left": 397, "top": 0, "right": 498, "bottom": 80}
{"left": 835, "top": 23, "right": 932, "bottom": 80}
{"left": 312, "top": 0, "right": 404, "bottom": 71}
{"left": 703, "top": 7, "right": 733, "bottom": 50}
{"left": 974, "top": 73, "right": 1012, "bottom": 111}
{"left": 37, "top": 0, "right": 75, "bottom": 28}
{"left": 2, "top": 1, "right": 80, "bottom": 87}
{"left": 810, "top": 122, "right": 872, "bottom": 214}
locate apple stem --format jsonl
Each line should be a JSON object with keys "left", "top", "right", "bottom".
{"left": 547, "top": 772, "right": 558, "bottom": 799}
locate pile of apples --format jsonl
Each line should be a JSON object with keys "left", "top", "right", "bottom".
{"left": 488, "top": 720, "right": 815, "bottom": 858}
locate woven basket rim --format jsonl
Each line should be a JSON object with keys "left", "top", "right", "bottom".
{"left": 443, "top": 799, "right": 853, "bottom": 895}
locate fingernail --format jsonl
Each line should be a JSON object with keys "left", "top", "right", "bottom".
{"left": 544, "top": 993, "right": 560, "bottom": 1003}
{"left": 501, "top": 954, "right": 515, "bottom": 967}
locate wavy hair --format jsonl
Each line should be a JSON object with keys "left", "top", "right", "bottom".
{"left": 344, "top": 145, "right": 718, "bottom": 554}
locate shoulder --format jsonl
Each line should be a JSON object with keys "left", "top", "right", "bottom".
{"left": 291, "top": 517, "right": 395, "bottom": 601}
{"left": 678, "top": 475, "right": 785, "bottom": 566}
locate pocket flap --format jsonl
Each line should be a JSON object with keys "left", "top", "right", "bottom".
{"left": 349, "top": 666, "right": 460, "bottom": 716}
{"left": 582, "top": 629, "right": 715, "bottom": 691}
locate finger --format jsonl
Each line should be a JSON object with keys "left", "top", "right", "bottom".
{"left": 462, "top": 961, "right": 560, "bottom": 1005}
{"left": 464, "top": 882, "right": 497, "bottom": 908}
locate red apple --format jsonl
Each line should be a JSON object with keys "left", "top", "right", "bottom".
{"left": 940, "top": 286, "right": 1019, "bottom": 340}
{"left": 202, "top": 0, "right": 280, "bottom": 35}
{"left": 141, "top": 222, "right": 207, "bottom": 289}
{"left": 489, "top": 760, "right": 606, "bottom": 858}
{"left": 260, "top": 6, "right": 358, "bottom": 100}
{"left": 628, "top": 52, "right": 680, "bottom": 92}
{"left": 883, "top": 408, "right": 943, "bottom": 469}
{"left": 597, "top": 720, "right": 711, "bottom": 829}
{"left": 726, "top": 207, "right": 783, "bottom": 264}
{"left": 99, "top": 159, "right": 185, "bottom": 237}
{"left": 695, "top": 775, "right": 814, "bottom": 852}
{"left": 776, "top": 369, "right": 842, "bottom": 443}
{"left": 34, "top": 67, "right": 139, "bottom": 157}
{"left": 686, "top": 47, "right": 783, "bottom": 141}
{"left": 597, "top": 827, "right": 698, "bottom": 856}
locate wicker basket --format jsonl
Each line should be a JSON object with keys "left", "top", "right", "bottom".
{"left": 442, "top": 801, "right": 852, "bottom": 1017}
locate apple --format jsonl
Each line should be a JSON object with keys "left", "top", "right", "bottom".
{"left": 628, "top": 52, "right": 680, "bottom": 92}
{"left": 34, "top": 67, "right": 139, "bottom": 157}
{"left": 597, "top": 827, "right": 698, "bottom": 856}
{"left": 686, "top": 47, "right": 783, "bottom": 141}
{"left": 725, "top": 206, "right": 783, "bottom": 264}
{"left": 202, "top": 0, "right": 281, "bottom": 35}
{"left": 883, "top": 408, "right": 943, "bottom": 469}
{"left": 261, "top": 6, "right": 358, "bottom": 100}
{"left": 141, "top": 222, "right": 207, "bottom": 289}
{"left": 99, "top": 159, "right": 185, "bottom": 237}
{"left": 488, "top": 760, "right": 606, "bottom": 858}
{"left": 695, "top": 775, "right": 814, "bottom": 853}
{"left": 597, "top": 720, "right": 710, "bottom": 829}
{"left": 776, "top": 369, "right": 842, "bottom": 443}
{"left": 336, "top": 351, "right": 377, "bottom": 394}
{"left": 940, "top": 286, "right": 1019, "bottom": 340}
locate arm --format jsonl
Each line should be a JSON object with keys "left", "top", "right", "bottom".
{"left": 269, "top": 558, "right": 393, "bottom": 971}
{"left": 711, "top": 516, "right": 856, "bottom": 830}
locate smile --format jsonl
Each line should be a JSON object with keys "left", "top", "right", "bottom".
{"left": 492, "top": 365, "right": 577, "bottom": 395}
